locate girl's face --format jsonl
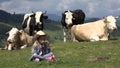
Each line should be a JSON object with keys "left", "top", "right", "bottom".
{"left": 37, "top": 35, "right": 46, "bottom": 41}
{"left": 37, "top": 36, "right": 46, "bottom": 44}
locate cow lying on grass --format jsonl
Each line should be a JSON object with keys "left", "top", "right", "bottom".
{"left": 5, "top": 27, "right": 33, "bottom": 50}
{"left": 71, "top": 16, "right": 117, "bottom": 42}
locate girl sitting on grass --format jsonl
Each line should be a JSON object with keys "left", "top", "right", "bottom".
{"left": 29, "top": 30, "right": 56, "bottom": 63}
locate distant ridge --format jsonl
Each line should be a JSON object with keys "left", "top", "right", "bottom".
{"left": 0, "top": 9, "right": 23, "bottom": 23}
{"left": 0, "top": 9, "right": 61, "bottom": 23}
{"left": 46, "top": 14, "right": 61, "bottom": 21}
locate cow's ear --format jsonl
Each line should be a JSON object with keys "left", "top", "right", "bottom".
{"left": 43, "top": 16, "right": 48, "bottom": 19}
{"left": 30, "top": 13, "right": 35, "bottom": 17}
{"left": 19, "top": 30, "right": 24, "bottom": 33}
{"left": 6, "top": 31, "right": 9, "bottom": 34}
{"left": 104, "top": 18, "right": 108, "bottom": 23}
{"left": 18, "top": 30, "right": 23, "bottom": 35}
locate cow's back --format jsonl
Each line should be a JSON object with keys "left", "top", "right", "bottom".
{"left": 72, "top": 9, "right": 85, "bottom": 25}
{"left": 20, "top": 30, "right": 33, "bottom": 47}
{"left": 71, "top": 25, "right": 90, "bottom": 41}
{"left": 71, "top": 20, "right": 106, "bottom": 41}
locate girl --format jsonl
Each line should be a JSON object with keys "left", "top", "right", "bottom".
{"left": 29, "top": 31, "right": 55, "bottom": 63}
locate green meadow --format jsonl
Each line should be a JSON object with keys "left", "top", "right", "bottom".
{"left": 0, "top": 13, "right": 120, "bottom": 68}
{"left": 0, "top": 39, "right": 120, "bottom": 68}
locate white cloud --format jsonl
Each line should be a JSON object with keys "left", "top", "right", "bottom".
{"left": 0, "top": 0, "right": 120, "bottom": 17}
{"left": 57, "top": 0, "right": 74, "bottom": 10}
{"left": 87, "top": 2, "right": 97, "bottom": 16}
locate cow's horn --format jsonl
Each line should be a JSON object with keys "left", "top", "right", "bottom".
{"left": 32, "top": 11, "right": 34, "bottom": 13}
{"left": 68, "top": 10, "right": 70, "bottom": 12}
{"left": 115, "top": 15, "right": 120, "bottom": 19}
{"left": 6, "top": 31, "right": 9, "bottom": 34}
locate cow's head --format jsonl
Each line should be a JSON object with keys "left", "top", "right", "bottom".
{"left": 6, "top": 28, "right": 22, "bottom": 50}
{"left": 105, "top": 16, "right": 117, "bottom": 31}
{"left": 64, "top": 10, "right": 73, "bottom": 27}
{"left": 34, "top": 11, "right": 48, "bottom": 25}
{"left": 32, "top": 11, "right": 48, "bottom": 30}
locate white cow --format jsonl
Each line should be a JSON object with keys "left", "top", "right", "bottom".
{"left": 6, "top": 27, "right": 33, "bottom": 50}
{"left": 71, "top": 16, "right": 117, "bottom": 42}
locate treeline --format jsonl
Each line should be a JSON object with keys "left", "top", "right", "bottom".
{"left": 0, "top": 10, "right": 23, "bottom": 23}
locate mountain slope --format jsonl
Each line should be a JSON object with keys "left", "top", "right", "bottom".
{"left": 0, "top": 10, "right": 23, "bottom": 23}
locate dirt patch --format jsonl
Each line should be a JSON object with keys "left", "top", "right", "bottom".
{"left": 87, "top": 56, "right": 110, "bottom": 62}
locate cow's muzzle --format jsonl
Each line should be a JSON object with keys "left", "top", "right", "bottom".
{"left": 7, "top": 39, "right": 13, "bottom": 44}
{"left": 67, "top": 23, "right": 73, "bottom": 27}
{"left": 112, "top": 26, "right": 117, "bottom": 30}
{"left": 36, "top": 22, "right": 42, "bottom": 25}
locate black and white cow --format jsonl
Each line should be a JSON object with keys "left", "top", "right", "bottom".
{"left": 22, "top": 11, "right": 48, "bottom": 36}
{"left": 61, "top": 9, "right": 85, "bottom": 42}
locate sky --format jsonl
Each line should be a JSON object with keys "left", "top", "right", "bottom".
{"left": 0, "top": 0, "right": 120, "bottom": 18}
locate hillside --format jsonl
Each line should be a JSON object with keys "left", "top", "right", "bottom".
{"left": 0, "top": 40, "right": 120, "bottom": 68}
{"left": 47, "top": 14, "right": 61, "bottom": 21}
{"left": 0, "top": 10, "right": 120, "bottom": 68}
{"left": 0, "top": 10, "right": 23, "bottom": 23}
{"left": 0, "top": 10, "right": 61, "bottom": 23}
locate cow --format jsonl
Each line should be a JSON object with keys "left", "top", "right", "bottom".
{"left": 22, "top": 11, "right": 48, "bottom": 36}
{"left": 5, "top": 27, "right": 33, "bottom": 50}
{"left": 71, "top": 15, "right": 117, "bottom": 42}
{"left": 61, "top": 9, "right": 85, "bottom": 42}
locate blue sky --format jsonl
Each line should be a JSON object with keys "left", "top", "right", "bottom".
{"left": 0, "top": 0, "right": 120, "bottom": 18}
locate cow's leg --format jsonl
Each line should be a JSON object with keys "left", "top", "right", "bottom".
{"left": 8, "top": 44, "right": 12, "bottom": 50}
{"left": 100, "top": 36, "right": 108, "bottom": 41}
{"left": 63, "top": 28, "right": 67, "bottom": 42}
{"left": 29, "top": 29, "right": 33, "bottom": 36}
{"left": 21, "top": 44, "right": 27, "bottom": 49}
{"left": 72, "top": 37, "right": 78, "bottom": 42}
{"left": 70, "top": 30, "right": 78, "bottom": 42}
{"left": 90, "top": 36, "right": 100, "bottom": 42}
{"left": 29, "top": 25, "right": 34, "bottom": 36}
{"left": 100, "top": 34, "right": 108, "bottom": 41}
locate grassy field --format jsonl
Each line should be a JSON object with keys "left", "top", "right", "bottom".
{"left": 0, "top": 39, "right": 120, "bottom": 68}
{"left": 0, "top": 21, "right": 120, "bottom": 68}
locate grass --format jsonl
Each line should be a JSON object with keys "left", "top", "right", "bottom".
{"left": 0, "top": 21, "right": 120, "bottom": 68}
{"left": 0, "top": 39, "right": 120, "bottom": 68}
{"left": 1, "top": 13, "right": 120, "bottom": 68}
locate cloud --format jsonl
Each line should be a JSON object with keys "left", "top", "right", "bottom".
{"left": 84, "top": 0, "right": 120, "bottom": 17}
{"left": 87, "top": 2, "right": 97, "bottom": 16}
{"left": 0, "top": 0, "right": 120, "bottom": 17}
{"left": 57, "top": 0, "right": 74, "bottom": 10}
{"left": 0, "top": 0, "right": 10, "bottom": 2}
{"left": 0, "top": 0, "right": 61, "bottom": 14}
{"left": 1, "top": 0, "right": 30, "bottom": 13}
